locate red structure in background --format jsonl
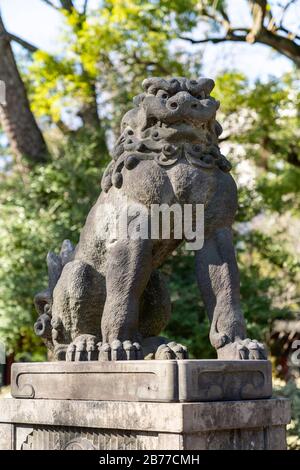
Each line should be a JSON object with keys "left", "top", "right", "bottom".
{"left": 4, "top": 354, "right": 14, "bottom": 385}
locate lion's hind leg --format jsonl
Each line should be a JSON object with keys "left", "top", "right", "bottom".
{"left": 51, "top": 260, "right": 106, "bottom": 360}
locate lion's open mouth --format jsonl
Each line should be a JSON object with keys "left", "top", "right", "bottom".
{"left": 147, "top": 118, "right": 207, "bottom": 131}
{"left": 161, "top": 121, "right": 206, "bottom": 130}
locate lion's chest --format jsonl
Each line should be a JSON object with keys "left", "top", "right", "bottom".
{"left": 167, "top": 161, "right": 216, "bottom": 206}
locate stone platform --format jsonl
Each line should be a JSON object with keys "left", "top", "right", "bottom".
{"left": 11, "top": 360, "right": 272, "bottom": 402}
{"left": 0, "top": 360, "right": 291, "bottom": 450}
{"left": 0, "top": 397, "right": 291, "bottom": 450}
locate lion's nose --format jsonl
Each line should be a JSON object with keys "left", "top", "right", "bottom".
{"left": 166, "top": 91, "right": 200, "bottom": 113}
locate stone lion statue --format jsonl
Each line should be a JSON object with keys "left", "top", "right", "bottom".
{"left": 34, "top": 77, "right": 267, "bottom": 362}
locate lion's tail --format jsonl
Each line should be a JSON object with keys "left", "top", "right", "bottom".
{"left": 34, "top": 240, "right": 75, "bottom": 349}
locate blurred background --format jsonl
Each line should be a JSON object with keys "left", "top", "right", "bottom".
{"left": 0, "top": 0, "right": 299, "bottom": 447}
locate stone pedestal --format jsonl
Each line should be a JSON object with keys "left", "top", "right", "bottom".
{"left": 0, "top": 397, "right": 291, "bottom": 450}
{"left": 0, "top": 360, "right": 291, "bottom": 450}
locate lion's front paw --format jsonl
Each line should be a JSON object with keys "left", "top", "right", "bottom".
{"left": 155, "top": 341, "right": 188, "bottom": 360}
{"left": 217, "top": 338, "right": 267, "bottom": 360}
{"left": 98, "top": 340, "right": 144, "bottom": 361}
{"left": 66, "top": 334, "right": 100, "bottom": 361}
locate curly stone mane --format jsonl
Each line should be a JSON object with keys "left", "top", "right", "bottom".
{"left": 101, "top": 77, "right": 231, "bottom": 193}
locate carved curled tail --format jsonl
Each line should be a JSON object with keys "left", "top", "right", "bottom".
{"left": 34, "top": 239, "right": 75, "bottom": 349}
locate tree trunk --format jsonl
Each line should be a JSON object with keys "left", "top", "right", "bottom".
{"left": 0, "top": 14, "right": 47, "bottom": 165}
{"left": 77, "top": 80, "right": 101, "bottom": 130}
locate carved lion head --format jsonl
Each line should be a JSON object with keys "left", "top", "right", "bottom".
{"left": 102, "top": 77, "right": 231, "bottom": 193}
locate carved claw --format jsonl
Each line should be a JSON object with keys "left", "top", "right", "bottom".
{"left": 66, "top": 343, "right": 76, "bottom": 362}
{"left": 217, "top": 338, "right": 267, "bottom": 360}
{"left": 98, "top": 342, "right": 110, "bottom": 361}
{"left": 66, "top": 335, "right": 99, "bottom": 362}
{"left": 155, "top": 344, "right": 174, "bottom": 360}
{"left": 98, "top": 340, "right": 143, "bottom": 361}
{"left": 155, "top": 342, "right": 188, "bottom": 360}
{"left": 66, "top": 335, "right": 144, "bottom": 362}
{"left": 86, "top": 336, "right": 99, "bottom": 361}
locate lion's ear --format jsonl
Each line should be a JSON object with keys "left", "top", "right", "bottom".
{"left": 198, "top": 78, "right": 215, "bottom": 95}
{"left": 215, "top": 120, "right": 223, "bottom": 137}
{"left": 133, "top": 93, "right": 145, "bottom": 106}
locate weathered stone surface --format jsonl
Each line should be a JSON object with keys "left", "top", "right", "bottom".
{"left": 0, "top": 397, "right": 291, "bottom": 450}
{"left": 11, "top": 360, "right": 178, "bottom": 402}
{"left": 11, "top": 359, "right": 272, "bottom": 402}
{"left": 178, "top": 359, "right": 272, "bottom": 401}
{"left": 0, "top": 398, "right": 290, "bottom": 433}
{"left": 15, "top": 426, "right": 34, "bottom": 450}
{"left": 33, "top": 76, "right": 267, "bottom": 362}
{"left": 0, "top": 423, "right": 13, "bottom": 450}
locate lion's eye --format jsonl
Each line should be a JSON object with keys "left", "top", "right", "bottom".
{"left": 157, "top": 90, "right": 169, "bottom": 100}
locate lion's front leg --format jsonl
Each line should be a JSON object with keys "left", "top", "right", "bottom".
{"left": 100, "top": 238, "right": 153, "bottom": 360}
{"left": 195, "top": 227, "right": 267, "bottom": 360}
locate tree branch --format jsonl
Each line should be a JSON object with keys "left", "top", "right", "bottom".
{"left": 40, "top": 0, "right": 60, "bottom": 10}
{"left": 259, "top": 28, "right": 300, "bottom": 66}
{"left": 278, "top": 25, "right": 300, "bottom": 41}
{"left": 41, "top": 0, "right": 74, "bottom": 12}
{"left": 218, "top": 5, "right": 231, "bottom": 32}
{"left": 179, "top": 36, "right": 244, "bottom": 44}
{"left": 180, "top": 25, "right": 300, "bottom": 67}
{"left": 179, "top": 29, "right": 250, "bottom": 45}
{"left": 7, "top": 33, "right": 38, "bottom": 53}
{"left": 83, "top": 0, "right": 89, "bottom": 16}
{"left": 59, "top": 0, "right": 74, "bottom": 12}
{"left": 0, "top": 15, "right": 38, "bottom": 54}
{"left": 128, "top": 52, "right": 169, "bottom": 75}
{"left": 247, "top": 0, "right": 267, "bottom": 43}
{"left": 279, "top": 0, "right": 297, "bottom": 28}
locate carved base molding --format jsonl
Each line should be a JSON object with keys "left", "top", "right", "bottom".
{"left": 0, "top": 360, "right": 290, "bottom": 450}
{"left": 0, "top": 397, "right": 291, "bottom": 450}
{"left": 11, "top": 360, "right": 272, "bottom": 402}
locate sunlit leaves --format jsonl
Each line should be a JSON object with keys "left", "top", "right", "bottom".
{"left": 0, "top": 132, "right": 108, "bottom": 356}
{"left": 27, "top": 1, "right": 200, "bottom": 130}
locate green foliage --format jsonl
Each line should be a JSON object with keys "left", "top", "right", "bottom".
{"left": 215, "top": 71, "right": 300, "bottom": 214}
{"left": 27, "top": 1, "right": 200, "bottom": 131}
{"left": 162, "top": 248, "right": 214, "bottom": 359}
{"left": 0, "top": 2, "right": 299, "bottom": 366}
{"left": 0, "top": 131, "right": 109, "bottom": 357}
